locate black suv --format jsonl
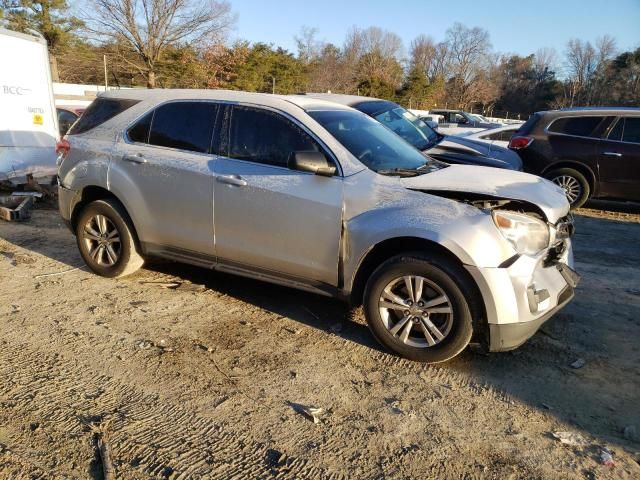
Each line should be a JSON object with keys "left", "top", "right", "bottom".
{"left": 509, "top": 107, "right": 640, "bottom": 208}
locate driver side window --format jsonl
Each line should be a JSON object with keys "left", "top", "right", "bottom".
{"left": 227, "top": 106, "right": 320, "bottom": 168}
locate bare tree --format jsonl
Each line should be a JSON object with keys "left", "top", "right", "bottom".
{"left": 565, "top": 38, "right": 597, "bottom": 105}
{"left": 431, "top": 42, "right": 450, "bottom": 80}
{"left": 85, "top": 0, "right": 236, "bottom": 87}
{"left": 595, "top": 35, "right": 617, "bottom": 66}
{"left": 589, "top": 35, "right": 618, "bottom": 104}
{"left": 410, "top": 35, "right": 440, "bottom": 78}
{"left": 444, "top": 23, "right": 491, "bottom": 107}
{"left": 534, "top": 47, "right": 557, "bottom": 78}
{"left": 295, "top": 26, "right": 323, "bottom": 64}
{"left": 446, "top": 23, "right": 491, "bottom": 83}
{"left": 342, "top": 26, "right": 404, "bottom": 91}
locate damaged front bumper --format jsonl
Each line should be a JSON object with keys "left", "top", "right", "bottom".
{"left": 466, "top": 240, "right": 580, "bottom": 352}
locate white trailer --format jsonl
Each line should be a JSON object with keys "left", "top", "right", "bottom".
{"left": 0, "top": 27, "right": 58, "bottom": 185}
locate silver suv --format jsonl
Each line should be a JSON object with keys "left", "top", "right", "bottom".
{"left": 57, "top": 90, "right": 579, "bottom": 363}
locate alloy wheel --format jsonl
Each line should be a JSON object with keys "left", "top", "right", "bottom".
{"left": 552, "top": 175, "right": 582, "bottom": 204}
{"left": 378, "top": 275, "right": 453, "bottom": 348}
{"left": 82, "top": 214, "right": 121, "bottom": 266}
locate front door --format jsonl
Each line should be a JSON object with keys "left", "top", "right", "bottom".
{"left": 213, "top": 105, "right": 343, "bottom": 286}
{"left": 598, "top": 116, "right": 640, "bottom": 201}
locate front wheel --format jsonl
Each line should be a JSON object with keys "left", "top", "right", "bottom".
{"left": 363, "top": 254, "right": 475, "bottom": 363}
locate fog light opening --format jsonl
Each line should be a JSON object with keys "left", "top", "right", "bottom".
{"left": 527, "top": 285, "right": 550, "bottom": 313}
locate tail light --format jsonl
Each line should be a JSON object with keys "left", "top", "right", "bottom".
{"left": 55, "top": 138, "right": 70, "bottom": 165}
{"left": 509, "top": 136, "right": 533, "bottom": 150}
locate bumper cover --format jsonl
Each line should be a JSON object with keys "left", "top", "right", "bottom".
{"left": 57, "top": 184, "right": 78, "bottom": 231}
{"left": 466, "top": 241, "right": 580, "bottom": 352}
{"left": 489, "top": 282, "right": 575, "bottom": 351}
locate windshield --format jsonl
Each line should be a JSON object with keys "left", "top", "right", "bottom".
{"left": 309, "top": 110, "right": 431, "bottom": 172}
{"left": 470, "top": 114, "right": 491, "bottom": 123}
{"left": 371, "top": 107, "right": 439, "bottom": 151}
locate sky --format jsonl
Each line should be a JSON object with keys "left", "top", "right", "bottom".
{"left": 229, "top": 0, "right": 640, "bottom": 66}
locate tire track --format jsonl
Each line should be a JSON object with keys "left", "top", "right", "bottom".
{"left": 0, "top": 338, "right": 344, "bottom": 479}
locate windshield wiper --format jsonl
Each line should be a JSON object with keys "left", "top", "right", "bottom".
{"left": 376, "top": 168, "right": 422, "bottom": 177}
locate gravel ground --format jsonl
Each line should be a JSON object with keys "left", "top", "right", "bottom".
{"left": 1, "top": 203, "right": 639, "bottom": 479}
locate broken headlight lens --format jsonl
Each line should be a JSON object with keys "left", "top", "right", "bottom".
{"left": 492, "top": 211, "right": 550, "bottom": 256}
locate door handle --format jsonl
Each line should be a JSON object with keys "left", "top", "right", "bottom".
{"left": 216, "top": 174, "right": 247, "bottom": 187}
{"left": 123, "top": 154, "right": 147, "bottom": 164}
{"left": 603, "top": 151, "right": 622, "bottom": 157}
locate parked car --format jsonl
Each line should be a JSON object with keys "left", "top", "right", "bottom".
{"left": 430, "top": 109, "right": 503, "bottom": 129}
{"left": 509, "top": 107, "right": 640, "bottom": 208}
{"left": 56, "top": 106, "right": 85, "bottom": 136}
{"left": 461, "top": 125, "right": 520, "bottom": 148}
{"left": 418, "top": 115, "right": 440, "bottom": 130}
{"left": 57, "top": 89, "right": 578, "bottom": 363}
{"left": 409, "top": 110, "right": 444, "bottom": 130}
{"left": 304, "top": 94, "right": 522, "bottom": 170}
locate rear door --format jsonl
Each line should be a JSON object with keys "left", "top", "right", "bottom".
{"left": 598, "top": 116, "right": 640, "bottom": 201}
{"left": 109, "top": 101, "right": 219, "bottom": 257}
{"left": 212, "top": 104, "right": 343, "bottom": 286}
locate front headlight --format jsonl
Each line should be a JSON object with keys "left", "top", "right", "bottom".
{"left": 492, "top": 211, "right": 550, "bottom": 256}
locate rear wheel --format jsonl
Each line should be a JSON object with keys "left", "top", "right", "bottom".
{"left": 545, "top": 167, "right": 590, "bottom": 209}
{"left": 76, "top": 199, "right": 144, "bottom": 278}
{"left": 363, "top": 254, "right": 475, "bottom": 363}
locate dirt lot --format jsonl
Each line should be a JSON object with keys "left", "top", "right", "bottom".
{"left": 1, "top": 202, "right": 639, "bottom": 479}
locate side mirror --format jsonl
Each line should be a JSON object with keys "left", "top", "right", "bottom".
{"left": 288, "top": 151, "right": 336, "bottom": 177}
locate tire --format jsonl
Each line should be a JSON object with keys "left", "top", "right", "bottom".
{"left": 545, "top": 167, "right": 590, "bottom": 209}
{"left": 75, "top": 199, "right": 144, "bottom": 278}
{"left": 363, "top": 254, "right": 475, "bottom": 363}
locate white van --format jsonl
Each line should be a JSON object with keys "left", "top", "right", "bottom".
{"left": 0, "top": 27, "right": 58, "bottom": 185}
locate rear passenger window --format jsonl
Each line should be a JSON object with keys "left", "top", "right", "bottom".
{"left": 622, "top": 117, "right": 640, "bottom": 144}
{"left": 608, "top": 118, "right": 624, "bottom": 141}
{"left": 547, "top": 116, "right": 604, "bottom": 138}
{"left": 607, "top": 117, "right": 640, "bottom": 144}
{"left": 127, "top": 111, "right": 153, "bottom": 143}
{"left": 149, "top": 102, "right": 217, "bottom": 153}
{"left": 227, "top": 107, "right": 320, "bottom": 167}
{"left": 68, "top": 98, "right": 139, "bottom": 135}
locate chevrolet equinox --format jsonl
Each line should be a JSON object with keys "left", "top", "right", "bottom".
{"left": 57, "top": 90, "right": 579, "bottom": 363}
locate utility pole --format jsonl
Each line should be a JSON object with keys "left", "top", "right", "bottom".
{"left": 271, "top": 76, "right": 275, "bottom": 94}
{"left": 103, "top": 55, "right": 108, "bottom": 90}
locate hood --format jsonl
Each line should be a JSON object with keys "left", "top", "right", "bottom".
{"left": 427, "top": 136, "right": 522, "bottom": 170}
{"left": 401, "top": 164, "right": 570, "bottom": 223}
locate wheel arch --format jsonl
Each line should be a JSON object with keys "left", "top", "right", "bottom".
{"left": 542, "top": 160, "right": 598, "bottom": 196}
{"left": 71, "top": 186, "right": 142, "bottom": 251}
{"left": 349, "top": 236, "right": 488, "bottom": 345}
{"left": 351, "top": 236, "right": 482, "bottom": 309}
